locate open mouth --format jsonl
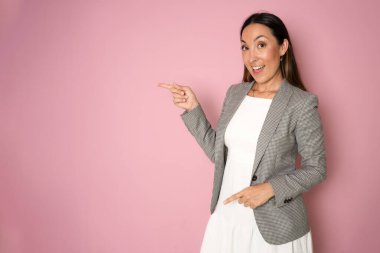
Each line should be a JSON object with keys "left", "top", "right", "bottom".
{"left": 252, "top": 65, "right": 265, "bottom": 73}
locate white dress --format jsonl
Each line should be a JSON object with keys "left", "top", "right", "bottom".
{"left": 200, "top": 95, "right": 313, "bottom": 253}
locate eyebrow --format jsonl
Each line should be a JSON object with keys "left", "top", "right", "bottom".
{"left": 241, "top": 35, "right": 266, "bottom": 43}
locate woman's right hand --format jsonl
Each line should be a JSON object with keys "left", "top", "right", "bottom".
{"left": 158, "top": 82, "right": 200, "bottom": 112}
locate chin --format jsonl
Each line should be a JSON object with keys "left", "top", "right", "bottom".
{"left": 252, "top": 76, "right": 265, "bottom": 83}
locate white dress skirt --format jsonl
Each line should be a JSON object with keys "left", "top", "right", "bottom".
{"left": 200, "top": 95, "right": 313, "bottom": 253}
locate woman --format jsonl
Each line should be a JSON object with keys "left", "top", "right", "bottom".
{"left": 158, "top": 12, "right": 326, "bottom": 252}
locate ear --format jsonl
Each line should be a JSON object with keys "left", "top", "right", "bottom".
{"left": 280, "top": 38, "right": 289, "bottom": 56}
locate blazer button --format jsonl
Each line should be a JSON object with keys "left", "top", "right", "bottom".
{"left": 252, "top": 175, "right": 257, "bottom": 181}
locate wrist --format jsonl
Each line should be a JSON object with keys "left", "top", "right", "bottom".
{"left": 266, "top": 182, "right": 274, "bottom": 198}
{"left": 187, "top": 103, "right": 199, "bottom": 112}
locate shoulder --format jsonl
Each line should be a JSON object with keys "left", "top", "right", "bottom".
{"left": 225, "top": 81, "right": 250, "bottom": 95}
{"left": 288, "top": 82, "right": 317, "bottom": 101}
{"left": 287, "top": 82, "right": 319, "bottom": 109}
{"left": 274, "top": 81, "right": 320, "bottom": 121}
{"left": 229, "top": 81, "right": 249, "bottom": 88}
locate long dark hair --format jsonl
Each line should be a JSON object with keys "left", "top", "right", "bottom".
{"left": 240, "top": 12, "right": 306, "bottom": 91}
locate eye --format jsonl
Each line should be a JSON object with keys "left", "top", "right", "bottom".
{"left": 257, "top": 43, "right": 266, "bottom": 49}
{"left": 241, "top": 45, "right": 248, "bottom": 51}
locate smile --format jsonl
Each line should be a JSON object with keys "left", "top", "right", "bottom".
{"left": 252, "top": 65, "right": 265, "bottom": 73}
{"left": 252, "top": 65, "right": 265, "bottom": 70}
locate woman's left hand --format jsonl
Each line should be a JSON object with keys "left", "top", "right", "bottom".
{"left": 223, "top": 183, "right": 275, "bottom": 209}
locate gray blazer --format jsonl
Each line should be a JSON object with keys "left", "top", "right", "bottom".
{"left": 180, "top": 79, "right": 327, "bottom": 245}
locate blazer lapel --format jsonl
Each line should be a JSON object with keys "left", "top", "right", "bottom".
{"left": 218, "top": 79, "right": 293, "bottom": 179}
{"left": 250, "top": 79, "right": 293, "bottom": 178}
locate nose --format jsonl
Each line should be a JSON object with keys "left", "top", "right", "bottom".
{"left": 248, "top": 49, "right": 257, "bottom": 63}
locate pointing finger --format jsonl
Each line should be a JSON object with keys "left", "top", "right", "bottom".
{"left": 157, "top": 83, "right": 173, "bottom": 89}
{"left": 158, "top": 82, "right": 186, "bottom": 95}
{"left": 223, "top": 193, "right": 241, "bottom": 205}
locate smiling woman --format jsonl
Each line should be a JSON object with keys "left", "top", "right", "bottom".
{"left": 241, "top": 23, "right": 288, "bottom": 91}
{"left": 159, "top": 11, "right": 326, "bottom": 253}
{"left": 240, "top": 13, "right": 306, "bottom": 96}
{"left": 194, "top": 12, "right": 322, "bottom": 252}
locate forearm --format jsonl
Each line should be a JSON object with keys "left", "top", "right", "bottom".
{"left": 268, "top": 155, "right": 326, "bottom": 207}
{"left": 180, "top": 103, "right": 216, "bottom": 163}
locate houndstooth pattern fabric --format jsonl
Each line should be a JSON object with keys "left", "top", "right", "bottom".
{"left": 180, "top": 79, "right": 327, "bottom": 245}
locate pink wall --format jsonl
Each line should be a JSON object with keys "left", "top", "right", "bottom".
{"left": 0, "top": 0, "right": 379, "bottom": 252}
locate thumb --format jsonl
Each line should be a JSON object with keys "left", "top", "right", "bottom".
{"left": 172, "top": 82, "right": 182, "bottom": 89}
{"left": 174, "top": 82, "right": 188, "bottom": 90}
{"left": 173, "top": 82, "right": 189, "bottom": 94}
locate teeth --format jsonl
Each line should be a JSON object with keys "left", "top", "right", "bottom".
{"left": 252, "top": 65, "right": 264, "bottom": 70}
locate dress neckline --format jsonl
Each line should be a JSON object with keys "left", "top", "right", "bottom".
{"left": 245, "top": 95, "right": 273, "bottom": 100}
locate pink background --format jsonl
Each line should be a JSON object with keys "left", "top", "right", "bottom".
{"left": 1, "top": 0, "right": 379, "bottom": 252}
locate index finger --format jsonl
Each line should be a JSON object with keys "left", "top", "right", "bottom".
{"left": 158, "top": 82, "right": 186, "bottom": 96}
{"left": 157, "top": 83, "right": 174, "bottom": 89}
{"left": 223, "top": 192, "right": 242, "bottom": 205}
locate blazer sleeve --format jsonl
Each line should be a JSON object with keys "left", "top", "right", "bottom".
{"left": 268, "top": 94, "right": 327, "bottom": 208}
{"left": 180, "top": 85, "right": 232, "bottom": 163}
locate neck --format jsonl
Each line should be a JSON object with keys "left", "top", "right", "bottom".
{"left": 253, "top": 71, "right": 283, "bottom": 92}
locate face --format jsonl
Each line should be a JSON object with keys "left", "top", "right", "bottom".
{"left": 241, "top": 23, "right": 288, "bottom": 86}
